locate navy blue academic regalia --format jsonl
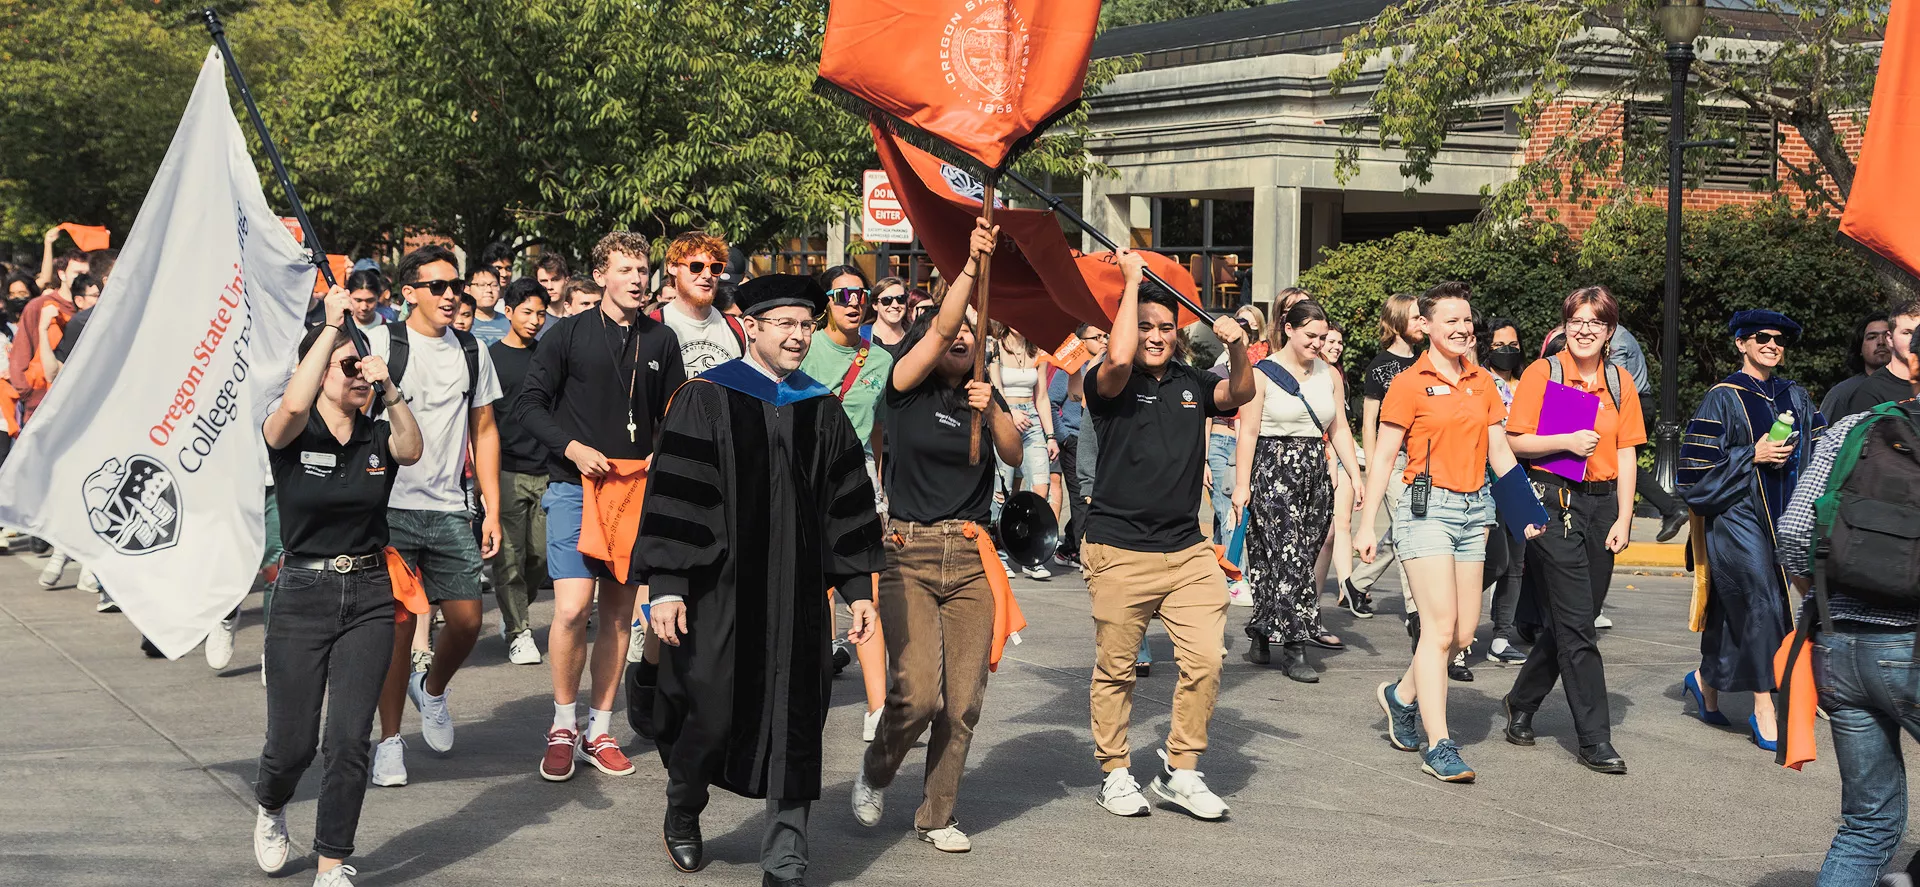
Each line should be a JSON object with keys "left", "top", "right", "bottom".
{"left": 1677, "top": 372, "right": 1823, "bottom": 694}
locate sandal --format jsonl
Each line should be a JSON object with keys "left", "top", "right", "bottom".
{"left": 1306, "top": 633, "right": 1345, "bottom": 651}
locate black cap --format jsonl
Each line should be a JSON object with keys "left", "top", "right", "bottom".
{"left": 735, "top": 274, "right": 826, "bottom": 317}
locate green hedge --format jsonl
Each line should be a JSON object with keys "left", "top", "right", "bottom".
{"left": 1297, "top": 199, "right": 1877, "bottom": 415}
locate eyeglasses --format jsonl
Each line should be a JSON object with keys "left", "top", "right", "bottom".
{"left": 405, "top": 279, "right": 468, "bottom": 297}
{"left": 335, "top": 356, "right": 362, "bottom": 378}
{"left": 755, "top": 317, "right": 818, "bottom": 335}
{"left": 468, "top": 280, "right": 498, "bottom": 289}
{"left": 1235, "top": 318, "right": 1254, "bottom": 331}
{"left": 875, "top": 294, "right": 907, "bottom": 307}
{"left": 1565, "top": 319, "right": 1610, "bottom": 333}
{"left": 680, "top": 261, "right": 725, "bottom": 276}
{"left": 826, "top": 287, "right": 867, "bottom": 307}
{"left": 1749, "top": 331, "right": 1795, "bottom": 346}
{"left": 1080, "top": 333, "right": 1108, "bottom": 343}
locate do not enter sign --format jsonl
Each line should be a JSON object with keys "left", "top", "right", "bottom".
{"left": 862, "top": 169, "right": 914, "bottom": 244}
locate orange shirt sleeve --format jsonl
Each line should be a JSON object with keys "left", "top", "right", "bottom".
{"left": 1504, "top": 361, "right": 1549, "bottom": 435}
{"left": 1614, "top": 380, "right": 1648, "bottom": 448}
{"left": 1379, "top": 371, "right": 1418, "bottom": 429}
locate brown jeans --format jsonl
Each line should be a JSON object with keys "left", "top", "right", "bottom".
{"left": 862, "top": 519, "right": 995, "bottom": 830}
{"left": 1084, "top": 539, "right": 1228, "bottom": 772}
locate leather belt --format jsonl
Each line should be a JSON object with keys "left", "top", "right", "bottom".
{"left": 282, "top": 553, "right": 384, "bottom": 574}
{"left": 1527, "top": 468, "right": 1616, "bottom": 497}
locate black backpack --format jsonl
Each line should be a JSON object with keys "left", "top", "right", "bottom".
{"left": 1810, "top": 399, "right": 1920, "bottom": 622}
{"left": 376, "top": 319, "right": 480, "bottom": 414}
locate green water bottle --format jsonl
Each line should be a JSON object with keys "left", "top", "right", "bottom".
{"left": 1768, "top": 412, "right": 1795, "bottom": 441}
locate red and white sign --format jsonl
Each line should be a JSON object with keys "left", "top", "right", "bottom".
{"left": 861, "top": 169, "right": 914, "bottom": 244}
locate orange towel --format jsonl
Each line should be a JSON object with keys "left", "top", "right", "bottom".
{"left": 1214, "top": 543, "right": 1242, "bottom": 581}
{"left": 579, "top": 459, "right": 650, "bottom": 584}
{"left": 1773, "top": 627, "right": 1819, "bottom": 771}
{"left": 385, "top": 547, "right": 428, "bottom": 616}
{"left": 56, "top": 223, "right": 110, "bottom": 252}
{"left": 963, "top": 522, "right": 1028, "bottom": 672}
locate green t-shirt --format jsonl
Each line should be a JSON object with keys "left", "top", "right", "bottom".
{"left": 802, "top": 333, "right": 895, "bottom": 449}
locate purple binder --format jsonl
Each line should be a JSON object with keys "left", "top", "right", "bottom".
{"left": 1536, "top": 381, "right": 1600, "bottom": 481}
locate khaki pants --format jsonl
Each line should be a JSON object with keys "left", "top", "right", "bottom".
{"left": 490, "top": 471, "right": 548, "bottom": 636}
{"left": 1084, "top": 539, "right": 1228, "bottom": 771}
{"left": 863, "top": 520, "right": 994, "bottom": 830}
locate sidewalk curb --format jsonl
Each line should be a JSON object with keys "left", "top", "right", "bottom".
{"left": 1617, "top": 540, "right": 1686, "bottom": 570}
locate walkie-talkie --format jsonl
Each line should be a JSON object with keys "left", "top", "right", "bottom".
{"left": 1409, "top": 440, "right": 1433, "bottom": 518}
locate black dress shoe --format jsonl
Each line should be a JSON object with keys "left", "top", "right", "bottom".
{"left": 1448, "top": 651, "right": 1473, "bottom": 682}
{"left": 664, "top": 809, "right": 705, "bottom": 873}
{"left": 1279, "top": 643, "right": 1319, "bottom": 683}
{"left": 1578, "top": 742, "right": 1627, "bottom": 774}
{"left": 763, "top": 874, "right": 806, "bottom": 887}
{"left": 1503, "top": 696, "right": 1536, "bottom": 746}
{"left": 1656, "top": 510, "right": 1688, "bottom": 543}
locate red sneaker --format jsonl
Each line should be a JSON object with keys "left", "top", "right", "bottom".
{"left": 540, "top": 727, "right": 578, "bottom": 782}
{"left": 577, "top": 733, "right": 636, "bottom": 776}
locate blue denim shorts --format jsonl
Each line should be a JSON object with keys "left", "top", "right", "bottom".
{"left": 387, "top": 508, "right": 483, "bottom": 601}
{"left": 540, "top": 482, "right": 615, "bottom": 583}
{"left": 1392, "top": 486, "right": 1495, "bottom": 563}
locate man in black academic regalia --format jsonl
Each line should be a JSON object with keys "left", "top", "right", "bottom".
{"left": 638, "top": 274, "right": 885, "bottom": 887}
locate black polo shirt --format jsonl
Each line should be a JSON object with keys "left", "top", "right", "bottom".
{"left": 1086, "top": 361, "right": 1229, "bottom": 552}
{"left": 269, "top": 410, "right": 400, "bottom": 557}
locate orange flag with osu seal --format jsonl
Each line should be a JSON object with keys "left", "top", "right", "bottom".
{"left": 1839, "top": 0, "right": 1920, "bottom": 280}
{"left": 818, "top": 0, "right": 1102, "bottom": 172}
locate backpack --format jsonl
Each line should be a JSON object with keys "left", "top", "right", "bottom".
{"left": 378, "top": 320, "right": 480, "bottom": 413}
{"left": 1547, "top": 355, "right": 1622, "bottom": 412}
{"left": 648, "top": 307, "right": 747, "bottom": 352}
{"left": 1809, "top": 399, "right": 1920, "bottom": 623}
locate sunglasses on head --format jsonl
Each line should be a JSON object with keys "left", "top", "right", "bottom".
{"left": 681, "top": 261, "right": 725, "bottom": 276}
{"left": 826, "top": 287, "right": 867, "bottom": 307}
{"left": 875, "top": 294, "right": 907, "bottom": 307}
{"left": 406, "top": 279, "right": 468, "bottom": 297}
{"left": 1749, "top": 331, "right": 1795, "bottom": 346}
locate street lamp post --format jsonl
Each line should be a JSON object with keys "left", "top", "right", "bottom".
{"left": 1653, "top": 0, "right": 1709, "bottom": 496}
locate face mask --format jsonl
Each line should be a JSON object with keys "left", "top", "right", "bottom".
{"left": 1488, "top": 346, "right": 1524, "bottom": 373}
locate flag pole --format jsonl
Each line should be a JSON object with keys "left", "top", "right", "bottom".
{"left": 199, "top": 7, "right": 335, "bottom": 288}
{"left": 969, "top": 179, "right": 997, "bottom": 465}
{"left": 1001, "top": 170, "right": 1216, "bottom": 324}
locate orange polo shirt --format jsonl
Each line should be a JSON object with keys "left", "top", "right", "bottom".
{"left": 1379, "top": 351, "right": 1508, "bottom": 493}
{"left": 1505, "top": 357, "right": 1647, "bottom": 482}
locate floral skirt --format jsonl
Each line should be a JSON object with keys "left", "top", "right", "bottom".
{"left": 1245, "top": 436, "right": 1333, "bottom": 645}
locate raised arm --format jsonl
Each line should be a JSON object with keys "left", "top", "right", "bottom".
{"left": 1210, "top": 316, "right": 1253, "bottom": 410}
{"left": 1095, "top": 250, "right": 1145, "bottom": 399}
{"left": 892, "top": 220, "right": 995, "bottom": 392}
{"left": 263, "top": 289, "right": 351, "bottom": 449}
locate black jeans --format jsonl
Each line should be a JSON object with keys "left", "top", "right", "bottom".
{"left": 255, "top": 564, "right": 396, "bottom": 859}
{"left": 1059, "top": 434, "right": 1082, "bottom": 557}
{"left": 1636, "top": 398, "right": 1682, "bottom": 518}
{"left": 1481, "top": 528, "right": 1526, "bottom": 644}
{"left": 1511, "top": 488, "right": 1616, "bottom": 746}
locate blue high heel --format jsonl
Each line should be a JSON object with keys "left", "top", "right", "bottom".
{"left": 1749, "top": 714, "right": 1779, "bottom": 752}
{"left": 1684, "top": 672, "right": 1732, "bottom": 726}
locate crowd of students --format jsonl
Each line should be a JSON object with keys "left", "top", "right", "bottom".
{"left": 5, "top": 218, "right": 1918, "bottom": 887}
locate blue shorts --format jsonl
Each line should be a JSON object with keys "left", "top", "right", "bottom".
{"left": 540, "top": 482, "right": 616, "bottom": 583}
{"left": 1392, "top": 486, "right": 1495, "bottom": 563}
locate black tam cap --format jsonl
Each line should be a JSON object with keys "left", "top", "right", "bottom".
{"left": 735, "top": 274, "right": 825, "bottom": 317}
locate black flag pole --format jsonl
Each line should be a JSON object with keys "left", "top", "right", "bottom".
{"left": 1002, "top": 169, "right": 1217, "bottom": 324}
{"left": 199, "top": 7, "right": 335, "bottom": 289}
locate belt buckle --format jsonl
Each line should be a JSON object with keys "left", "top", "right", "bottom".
{"left": 331, "top": 555, "right": 354, "bottom": 574}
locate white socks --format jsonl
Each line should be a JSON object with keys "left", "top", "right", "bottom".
{"left": 586, "top": 708, "right": 613, "bottom": 739}
{"left": 553, "top": 702, "right": 576, "bottom": 732}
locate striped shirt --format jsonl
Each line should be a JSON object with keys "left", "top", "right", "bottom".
{"left": 1776, "top": 408, "right": 1920, "bottom": 627}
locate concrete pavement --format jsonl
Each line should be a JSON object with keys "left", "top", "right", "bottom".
{"left": 1, "top": 548, "right": 1907, "bottom": 886}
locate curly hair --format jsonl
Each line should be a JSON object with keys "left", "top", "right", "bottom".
{"left": 591, "top": 231, "right": 652, "bottom": 273}
{"left": 665, "top": 231, "right": 729, "bottom": 268}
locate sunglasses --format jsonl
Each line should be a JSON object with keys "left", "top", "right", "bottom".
{"left": 875, "top": 294, "right": 907, "bottom": 307}
{"left": 405, "top": 279, "right": 468, "bottom": 297}
{"left": 336, "top": 356, "right": 362, "bottom": 378}
{"left": 827, "top": 287, "right": 867, "bottom": 307}
{"left": 681, "top": 261, "right": 725, "bottom": 276}
{"left": 1749, "top": 331, "right": 1795, "bottom": 346}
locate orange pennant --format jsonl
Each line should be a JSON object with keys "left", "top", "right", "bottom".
{"left": 578, "top": 459, "right": 651, "bottom": 585}
{"left": 56, "top": 224, "right": 110, "bottom": 252}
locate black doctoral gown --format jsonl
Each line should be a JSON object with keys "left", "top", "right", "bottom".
{"left": 636, "top": 359, "right": 884, "bottom": 802}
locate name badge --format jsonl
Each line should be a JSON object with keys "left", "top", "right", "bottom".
{"left": 1425, "top": 385, "right": 1453, "bottom": 397}
{"left": 300, "top": 451, "right": 338, "bottom": 469}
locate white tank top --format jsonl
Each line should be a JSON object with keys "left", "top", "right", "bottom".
{"left": 1257, "top": 357, "right": 1338, "bottom": 438}
{"left": 1000, "top": 364, "right": 1040, "bottom": 401}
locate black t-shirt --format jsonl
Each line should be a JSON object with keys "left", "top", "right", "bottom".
{"left": 270, "top": 410, "right": 399, "bottom": 557}
{"left": 1825, "top": 366, "right": 1913, "bottom": 420}
{"left": 1085, "top": 361, "right": 1228, "bottom": 552}
{"left": 489, "top": 339, "right": 546, "bottom": 475}
{"left": 884, "top": 377, "right": 1006, "bottom": 523}
{"left": 1363, "top": 350, "right": 1417, "bottom": 400}
{"left": 53, "top": 306, "right": 92, "bottom": 363}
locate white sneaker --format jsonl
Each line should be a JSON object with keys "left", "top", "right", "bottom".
{"left": 1226, "top": 579, "right": 1254, "bottom": 607}
{"left": 1149, "top": 749, "right": 1228, "bottom": 820}
{"left": 1022, "top": 564, "right": 1052, "bottom": 581}
{"left": 998, "top": 552, "right": 1015, "bottom": 579}
{"left": 95, "top": 591, "right": 119, "bottom": 614}
{"left": 918, "top": 824, "right": 971, "bottom": 852}
{"left": 253, "top": 805, "right": 291, "bottom": 873}
{"left": 408, "top": 672, "right": 455, "bottom": 752}
{"left": 507, "top": 631, "right": 542, "bottom": 665}
{"left": 862, "top": 707, "right": 882, "bottom": 743}
{"left": 205, "top": 614, "right": 238, "bottom": 670}
{"left": 313, "top": 864, "right": 358, "bottom": 887}
{"left": 37, "top": 551, "right": 69, "bottom": 588}
{"left": 77, "top": 569, "right": 101, "bottom": 593}
{"left": 627, "top": 616, "right": 647, "bottom": 663}
{"left": 851, "top": 767, "right": 884, "bottom": 826}
{"left": 1096, "top": 768, "right": 1151, "bottom": 817}
{"left": 1594, "top": 612, "right": 1614, "bottom": 630}
{"left": 370, "top": 735, "right": 408, "bottom": 786}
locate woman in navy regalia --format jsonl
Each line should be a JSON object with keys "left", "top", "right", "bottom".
{"left": 1676, "top": 309, "right": 1823, "bottom": 752}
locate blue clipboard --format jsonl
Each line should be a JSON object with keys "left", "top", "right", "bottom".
{"left": 1490, "top": 466, "right": 1551, "bottom": 543}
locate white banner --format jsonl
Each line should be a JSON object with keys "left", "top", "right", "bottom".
{"left": 0, "top": 49, "right": 313, "bottom": 658}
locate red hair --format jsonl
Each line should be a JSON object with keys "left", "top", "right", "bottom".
{"left": 1563, "top": 286, "right": 1619, "bottom": 327}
